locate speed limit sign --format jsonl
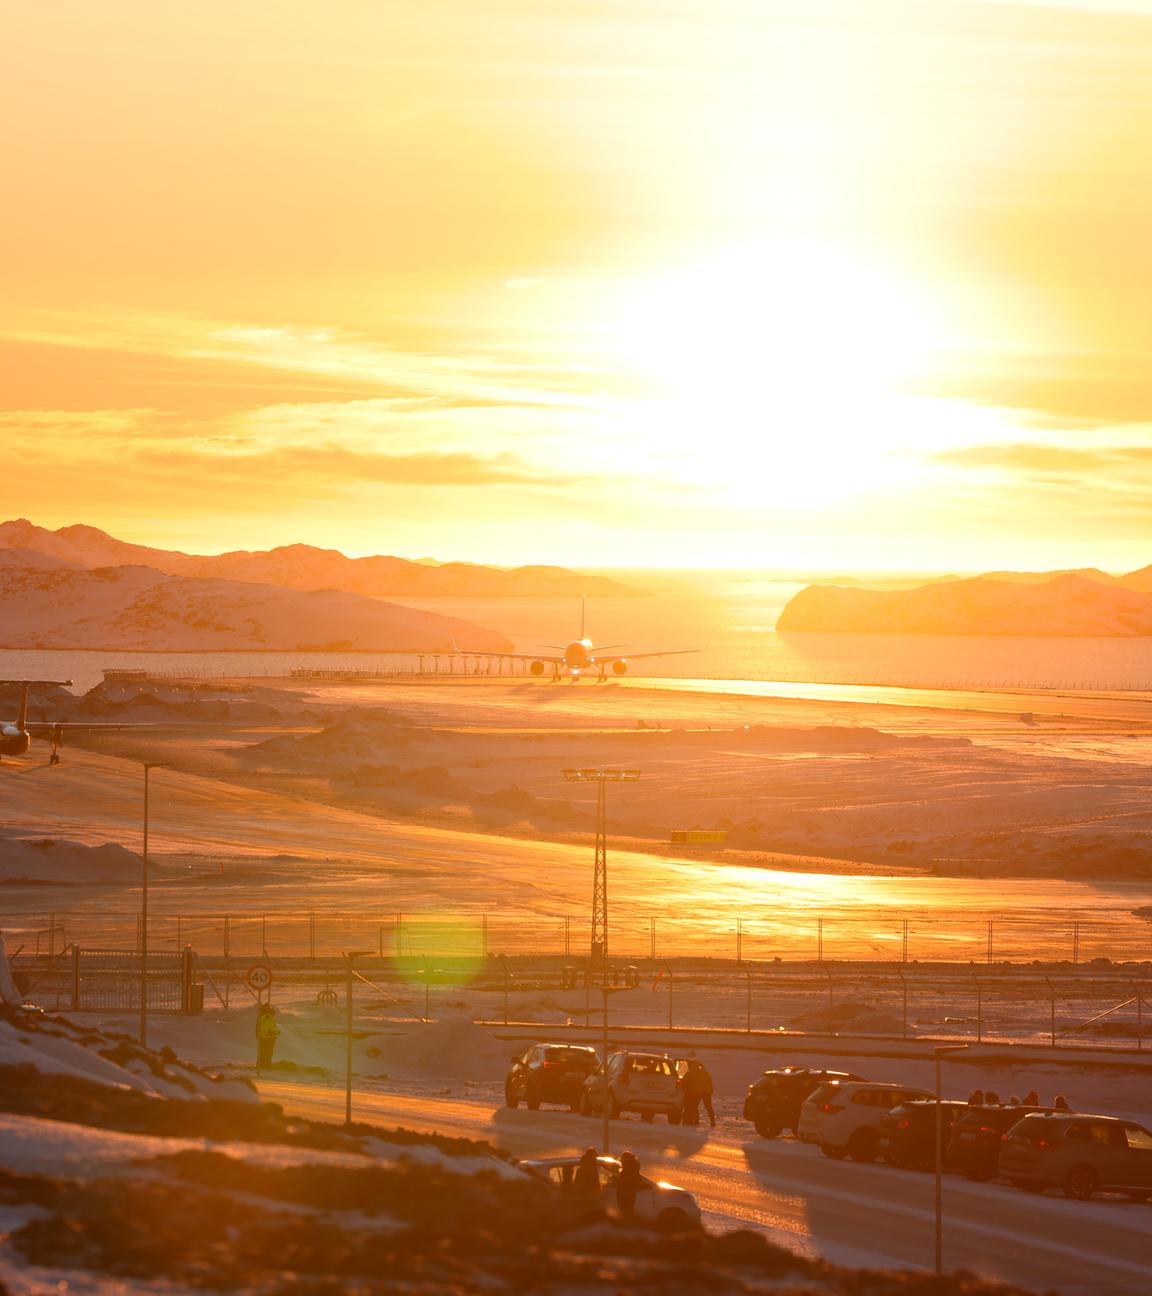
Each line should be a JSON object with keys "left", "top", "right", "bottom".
{"left": 245, "top": 963, "right": 273, "bottom": 993}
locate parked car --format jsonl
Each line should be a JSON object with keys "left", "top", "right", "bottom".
{"left": 878, "top": 1100, "right": 969, "bottom": 1170}
{"left": 797, "top": 1080, "right": 934, "bottom": 1162}
{"left": 580, "top": 1050, "right": 682, "bottom": 1123}
{"left": 946, "top": 1105, "right": 1054, "bottom": 1181}
{"left": 743, "top": 1067, "right": 866, "bottom": 1138}
{"left": 505, "top": 1043, "right": 600, "bottom": 1111}
{"left": 519, "top": 1154, "right": 701, "bottom": 1230}
{"left": 999, "top": 1113, "right": 1152, "bottom": 1200}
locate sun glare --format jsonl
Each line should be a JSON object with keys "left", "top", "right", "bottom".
{"left": 605, "top": 241, "right": 945, "bottom": 506}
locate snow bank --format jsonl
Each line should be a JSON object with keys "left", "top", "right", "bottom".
{"left": 0, "top": 1006, "right": 256, "bottom": 1103}
{"left": 0, "top": 833, "right": 143, "bottom": 883}
{"left": 382, "top": 1017, "right": 515, "bottom": 1081}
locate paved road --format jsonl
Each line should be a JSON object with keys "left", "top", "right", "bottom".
{"left": 259, "top": 1079, "right": 1152, "bottom": 1295}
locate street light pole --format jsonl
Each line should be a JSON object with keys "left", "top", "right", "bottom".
{"left": 140, "top": 761, "right": 172, "bottom": 1049}
{"left": 344, "top": 949, "right": 374, "bottom": 1126}
{"left": 933, "top": 1043, "right": 968, "bottom": 1274}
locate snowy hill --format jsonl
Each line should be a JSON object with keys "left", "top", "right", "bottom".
{"left": 778, "top": 573, "right": 1152, "bottom": 636}
{"left": 0, "top": 550, "right": 510, "bottom": 651}
{"left": 0, "top": 518, "right": 630, "bottom": 597}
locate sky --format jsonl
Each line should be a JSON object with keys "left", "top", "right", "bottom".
{"left": 2, "top": 0, "right": 1151, "bottom": 571}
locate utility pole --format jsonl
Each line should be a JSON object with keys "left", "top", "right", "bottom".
{"left": 139, "top": 762, "right": 171, "bottom": 1050}
{"left": 560, "top": 767, "right": 640, "bottom": 1158}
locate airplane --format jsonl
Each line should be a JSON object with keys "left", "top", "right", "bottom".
{"left": 0, "top": 679, "right": 157, "bottom": 765}
{"left": 497, "top": 599, "right": 698, "bottom": 681}
{"left": 1, "top": 679, "right": 74, "bottom": 763}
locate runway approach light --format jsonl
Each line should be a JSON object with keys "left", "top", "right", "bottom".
{"left": 562, "top": 768, "right": 641, "bottom": 783}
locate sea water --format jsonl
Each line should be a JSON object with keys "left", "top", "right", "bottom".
{"left": 2, "top": 569, "right": 1149, "bottom": 693}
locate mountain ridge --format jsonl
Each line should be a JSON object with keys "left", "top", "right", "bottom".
{"left": 778, "top": 570, "right": 1152, "bottom": 636}
{"left": 0, "top": 549, "right": 510, "bottom": 652}
{"left": 0, "top": 519, "right": 631, "bottom": 599}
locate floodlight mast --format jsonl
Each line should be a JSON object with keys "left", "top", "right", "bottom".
{"left": 560, "top": 769, "right": 640, "bottom": 977}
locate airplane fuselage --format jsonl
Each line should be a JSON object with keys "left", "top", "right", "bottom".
{"left": 564, "top": 638, "right": 594, "bottom": 669}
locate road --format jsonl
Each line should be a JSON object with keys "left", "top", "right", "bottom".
{"left": 259, "top": 1079, "right": 1152, "bottom": 1295}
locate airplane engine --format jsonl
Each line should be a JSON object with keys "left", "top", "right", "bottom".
{"left": 529, "top": 660, "right": 546, "bottom": 676}
{"left": 612, "top": 659, "right": 628, "bottom": 675}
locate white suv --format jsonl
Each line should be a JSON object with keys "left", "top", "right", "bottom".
{"left": 798, "top": 1081, "right": 933, "bottom": 1162}
{"left": 579, "top": 1050, "right": 682, "bottom": 1123}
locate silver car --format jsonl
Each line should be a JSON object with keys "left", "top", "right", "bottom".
{"left": 999, "top": 1113, "right": 1152, "bottom": 1200}
{"left": 520, "top": 1154, "right": 701, "bottom": 1230}
{"left": 579, "top": 1050, "right": 682, "bottom": 1123}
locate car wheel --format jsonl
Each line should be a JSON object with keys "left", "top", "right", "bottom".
{"left": 641, "top": 1112, "right": 654, "bottom": 1123}
{"left": 847, "top": 1128, "right": 879, "bottom": 1163}
{"left": 1063, "top": 1166, "right": 1098, "bottom": 1201}
{"left": 667, "top": 1109, "right": 682, "bottom": 1125}
{"left": 656, "top": 1207, "right": 694, "bottom": 1233}
{"left": 755, "top": 1122, "right": 783, "bottom": 1139}
{"left": 505, "top": 1087, "right": 519, "bottom": 1109}
{"left": 820, "top": 1143, "right": 847, "bottom": 1159}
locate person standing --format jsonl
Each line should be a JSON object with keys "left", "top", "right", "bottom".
{"left": 256, "top": 1002, "right": 280, "bottom": 1070}
{"left": 682, "top": 1059, "right": 716, "bottom": 1127}
{"left": 616, "top": 1151, "right": 642, "bottom": 1219}
{"left": 573, "top": 1147, "right": 600, "bottom": 1195}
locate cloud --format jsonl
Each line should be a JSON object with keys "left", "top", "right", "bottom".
{"left": 937, "top": 441, "right": 1152, "bottom": 475}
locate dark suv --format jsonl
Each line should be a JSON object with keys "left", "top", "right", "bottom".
{"left": 506, "top": 1043, "right": 599, "bottom": 1111}
{"left": 878, "top": 1100, "right": 968, "bottom": 1170}
{"left": 743, "top": 1067, "right": 865, "bottom": 1138}
{"left": 946, "top": 1105, "right": 1053, "bottom": 1181}
{"left": 999, "top": 1113, "right": 1152, "bottom": 1200}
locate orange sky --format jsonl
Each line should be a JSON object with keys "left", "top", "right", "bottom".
{"left": 2, "top": 1, "right": 1150, "bottom": 570}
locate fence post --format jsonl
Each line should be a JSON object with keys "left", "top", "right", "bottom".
{"left": 181, "top": 946, "right": 193, "bottom": 1013}
{"left": 71, "top": 944, "right": 81, "bottom": 1011}
{"left": 1044, "top": 976, "right": 1056, "bottom": 1047}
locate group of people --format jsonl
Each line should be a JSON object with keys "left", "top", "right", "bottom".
{"left": 573, "top": 1147, "right": 644, "bottom": 1217}
{"left": 967, "top": 1088, "right": 1069, "bottom": 1109}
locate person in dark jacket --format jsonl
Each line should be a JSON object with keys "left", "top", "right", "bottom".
{"left": 680, "top": 1059, "right": 716, "bottom": 1127}
{"left": 573, "top": 1147, "right": 600, "bottom": 1194}
{"left": 616, "top": 1151, "right": 642, "bottom": 1219}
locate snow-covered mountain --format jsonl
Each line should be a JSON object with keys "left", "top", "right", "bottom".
{"left": 777, "top": 572, "right": 1152, "bottom": 636}
{"left": 0, "top": 550, "right": 510, "bottom": 651}
{"left": 0, "top": 519, "right": 629, "bottom": 597}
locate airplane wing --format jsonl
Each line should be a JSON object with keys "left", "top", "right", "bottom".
{"left": 481, "top": 653, "right": 565, "bottom": 664}
{"left": 594, "top": 649, "right": 699, "bottom": 665}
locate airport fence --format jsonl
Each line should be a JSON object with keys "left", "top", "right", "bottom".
{"left": 8, "top": 907, "right": 1152, "bottom": 966}
{"left": 11, "top": 945, "right": 1149, "bottom": 1053}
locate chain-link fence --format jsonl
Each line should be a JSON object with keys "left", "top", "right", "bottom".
{"left": 7, "top": 906, "right": 1151, "bottom": 965}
